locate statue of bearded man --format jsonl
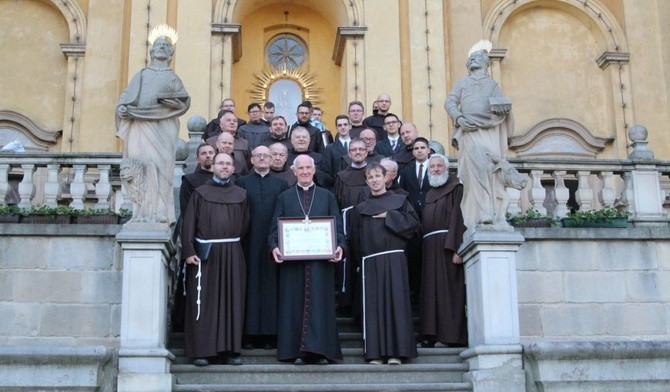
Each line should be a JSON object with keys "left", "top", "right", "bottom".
{"left": 445, "top": 40, "right": 525, "bottom": 232}
{"left": 116, "top": 25, "right": 190, "bottom": 224}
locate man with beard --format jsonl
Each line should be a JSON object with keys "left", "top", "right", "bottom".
{"left": 236, "top": 145, "right": 289, "bottom": 350}
{"left": 349, "top": 163, "right": 419, "bottom": 365}
{"left": 269, "top": 143, "right": 297, "bottom": 186}
{"left": 269, "top": 155, "right": 346, "bottom": 364}
{"left": 174, "top": 142, "right": 216, "bottom": 332}
{"left": 419, "top": 154, "right": 467, "bottom": 348}
{"left": 363, "top": 93, "right": 392, "bottom": 140}
{"left": 394, "top": 122, "right": 420, "bottom": 172}
{"left": 288, "top": 102, "right": 326, "bottom": 154}
{"left": 333, "top": 139, "right": 370, "bottom": 313}
{"left": 238, "top": 102, "right": 270, "bottom": 149}
{"left": 181, "top": 152, "right": 249, "bottom": 366}
{"left": 261, "top": 116, "right": 292, "bottom": 150}
{"left": 179, "top": 143, "right": 216, "bottom": 215}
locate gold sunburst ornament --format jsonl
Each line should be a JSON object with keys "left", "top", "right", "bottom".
{"left": 148, "top": 24, "right": 178, "bottom": 45}
{"left": 248, "top": 68, "right": 322, "bottom": 105}
{"left": 467, "top": 39, "right": 493, "bottom": 57}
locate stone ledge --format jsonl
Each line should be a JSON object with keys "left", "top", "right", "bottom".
{"left": 518, "top": 227, "right": 670, "bottom": 240}
{"left": 0, "top": 345, "right": 113, "bottom": 390}
{"left": 524, "top": 341, "right": 670, "bottom": 391}
{"left": 0, "top": 224, "right": 122, "bottom": 237}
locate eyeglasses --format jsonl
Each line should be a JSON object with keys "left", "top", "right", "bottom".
{"left": 214, "top": 162, "right": 233, "bottom": 166}
{"left": 349, "top": 147, "right": 367, "bottom": 152}
{"left": 253, "top": 153, "right": 271, "bottom": 159}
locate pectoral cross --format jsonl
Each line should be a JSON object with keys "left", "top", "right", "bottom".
{"left": 303, "top": 215, "right": 311, "bottom": 231}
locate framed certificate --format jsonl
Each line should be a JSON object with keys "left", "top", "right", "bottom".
{"left": 278, "top": 216, "right": 337, "bottom": 261}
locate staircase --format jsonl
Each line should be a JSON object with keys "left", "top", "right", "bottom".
{"left": 169, "top": 317, "right": 472, "bottom": 391}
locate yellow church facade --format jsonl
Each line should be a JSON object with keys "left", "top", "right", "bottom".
{"left": 1, "top": 0, "right": 669, "bottom": 161}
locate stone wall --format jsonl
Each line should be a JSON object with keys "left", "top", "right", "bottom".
{"left": 0, "top": 223, "right": 122, "bottom": 391}
{"left": 517, "top": 227, "right": 670, "bottom": 341}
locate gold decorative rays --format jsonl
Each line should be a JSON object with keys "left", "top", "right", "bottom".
{"left": 248, "top": 68, "right": 322, "bottom": 105}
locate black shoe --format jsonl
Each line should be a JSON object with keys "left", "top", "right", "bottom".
{"left": 420, "top": 340, "right": 436, "bottom": 348}
{"left": 226, "top": 356, "right": 243, "bottom": 365}
{"left": 193, "top": 358, "right": 209, "bottom": 367}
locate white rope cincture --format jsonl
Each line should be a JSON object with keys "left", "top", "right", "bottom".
{"left": 193, "top": 237, "right": 241, "bottom": 321}
{"left": 340, "top": 206, "right": 355, "bottom": 293}
{"left": 182, "top": 262, "right": 187, "bottom": 296}
{"left": 361, "top": 249, "right": 405, "bottom": 354}
{"left": 423, "top": 229, "right": 449, "bottom": 239}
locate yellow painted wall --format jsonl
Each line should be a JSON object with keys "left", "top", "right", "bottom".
{"left": 231, "top": 3, "right": 341, "bottom": 128}
{"left": 0, "top": 1, "right": 68, "bottom": 145}
{"left": 499, "top": 6, "right": 612, "bottom": 139}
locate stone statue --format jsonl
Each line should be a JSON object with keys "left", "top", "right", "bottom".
{"left": 116, "top": 24, "right": 190, "bottom": 224}
{"left": 120, "top": 158, "right": 157, "bottom": 223}
{"left": 445, "top": 40, "right": 526, "bottom": 231}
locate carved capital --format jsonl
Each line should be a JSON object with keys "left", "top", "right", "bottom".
{"left": 212, "top": 23, "right": 242, "bottom": 62}
{"left": 60, "top": 43, "right": 86, "bottom": 58}
{"left": 332, "top": 26, "right": 367, "bottom": 66}
{"left": 596, "top": 51, "right": 630, "bottom": 69}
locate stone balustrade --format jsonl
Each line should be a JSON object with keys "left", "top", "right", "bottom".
{"left": 0, "top": 152, "right": 123, "bottom": 211}
{"left": 1, "top": 151, "right": 669, "bottom": 225}
{"left": 507, "top": 157, "right": 670, "bottom": 225}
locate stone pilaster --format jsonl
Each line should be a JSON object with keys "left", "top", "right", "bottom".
{"left": 460, "top": 230, "right": 526, "bottom": 392}
{"left": 116, "top": 226, "right": 175, "bottom": 392}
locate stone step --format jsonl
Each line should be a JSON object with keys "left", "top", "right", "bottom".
{"left": 171, "top": 363, "right": 469, "bottom": 386}
{"left": 170, "top": 331, "right": 366, "bottom": 349}
{"left": 170, "top": 347, "right": 466, "bottom": 365}
{"left": 173, "top": 382, "right": 473, "bottom": 391}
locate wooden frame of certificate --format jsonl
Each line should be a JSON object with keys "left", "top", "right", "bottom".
{"left": 278, "top": 216, "right": 337, "bottom": 261}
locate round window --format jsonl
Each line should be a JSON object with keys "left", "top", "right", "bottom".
{"left": 266, "top": 34, "right": 307, "bottom": 70}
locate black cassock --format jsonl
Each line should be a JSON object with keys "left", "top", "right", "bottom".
{"left": 236, "top": 172, "right": 288, "bottom": 337}
{"left": 350, "top": 192, "right": 419, "bottom": 361}
{"left": 268, "top": 185, "right": 346, "bottom": 362}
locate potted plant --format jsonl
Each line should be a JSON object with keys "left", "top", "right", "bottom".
{"left": 118, "top": 208, "right": 132, "bottom": 224}
{"left": 72, "top": 208, "right": 120, "bottom": 224}
{"left": 561, "top": 207, "right": 629, "bottom": 228}
{"left": 506, "top": 208, "right": 556, "bottom": 228}
{"left": 21, "top": 205, "right": 74, "bottom": 224}
{"left": 0, "top": 204, "right": 21, "bottom": 223}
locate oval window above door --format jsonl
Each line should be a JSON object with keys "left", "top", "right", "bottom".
{"left": 266, "top": 34, "right": 307, "bottom": 71}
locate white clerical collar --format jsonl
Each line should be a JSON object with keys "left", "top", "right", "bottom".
{"left": 351, "top": 161, "right": 367, "bottom": 169}
{"left": 254, "top": 170, "right": 270, "bottom": 177}
{"left": 298, "top": 182, "right": 314, "bottom": 191}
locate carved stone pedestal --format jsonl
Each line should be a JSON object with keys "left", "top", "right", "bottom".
{"left": 459, "top": 230, "right": 526, "bottom": 392}
{"left": 116, "top": 225, "right": 175, "bottom": 392}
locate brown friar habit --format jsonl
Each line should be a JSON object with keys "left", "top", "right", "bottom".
{"left": 350, "top": 192, "right": 419, "bottom": 360}
{"left": 270, "top": 167, "right": 297, "bottom": 187}
{"left": 420, "top": 173, "right": 467, "bottom": 345}
{"left": 181, "top": 180, "right": 249, "bottom": 359}
{"left": 268, "top": 184, "right": 346, "bottom": 362}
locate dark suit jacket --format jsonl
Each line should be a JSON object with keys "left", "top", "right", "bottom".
{"left": 322, "top": 141, "right": 349, "bottom": 178}
{"left": 398, "top": 159, "right": 431, "bottom": 217}
{"left": 374, "top": 137, "right": 403, "bottom": 158}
